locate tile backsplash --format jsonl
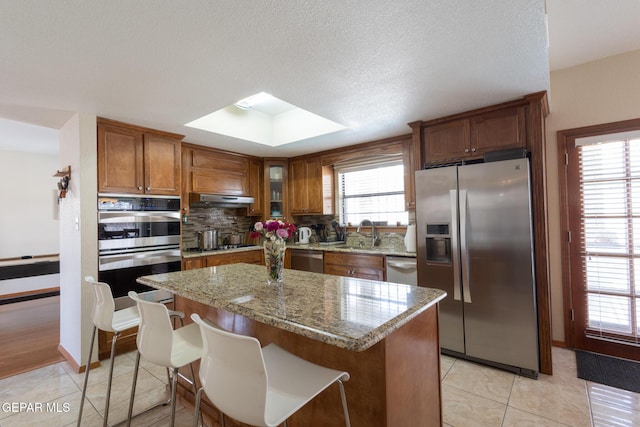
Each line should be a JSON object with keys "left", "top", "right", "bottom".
{"left": 181, "top": 207, "right": 255, "bottom": 249}
{"left": 182, "top": 208, "right": 413, "bottom": 252}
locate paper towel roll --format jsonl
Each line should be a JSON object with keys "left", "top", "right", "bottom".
{"left": 404, "top": 224, "right": 416, "bottom": 252}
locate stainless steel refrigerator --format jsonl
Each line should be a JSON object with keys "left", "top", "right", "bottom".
{"left": 415, "top": 157, "right": 539, "bottom": 377}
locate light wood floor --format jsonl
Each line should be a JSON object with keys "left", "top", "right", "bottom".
{"left": 0, "top": 295, "right": 64, "bottom": 380}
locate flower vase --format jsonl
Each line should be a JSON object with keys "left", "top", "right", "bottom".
{"left": 263, "top": 239, "right": 286, "bottom": 284}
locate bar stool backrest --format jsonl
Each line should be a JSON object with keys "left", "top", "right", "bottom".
{"left": 192, "top": 314, "right": 268, "bottom": 426}
{"left": 128, "top": 291, "right": 175, "bottom": 367}
{"left": 85, "top": 275, "right": 116, "bottom": 333}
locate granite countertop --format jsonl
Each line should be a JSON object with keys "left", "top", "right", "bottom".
{"left": 138, "top": 263, "right": 445, "bottom": 351}
{"left": 182, "top": 243, "right": 416, "bottom": 259}
{"left": 289, "top": 242, "right": 416, "bottom": 257}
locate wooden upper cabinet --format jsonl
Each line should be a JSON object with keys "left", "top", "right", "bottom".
{"left": 143, "top": 133, "right": 181, "bottom": 195}
{"left": 247, "top": 158, "right": 263, "bottom": 216}
{"left": 420, "top": 105, "right": 527, "bottom": 165}
{"left": 97, "top": 119, "right": 182, "bottom": 195}
{"left": 187, "top": 148, "right": 249, "bottom": 195}
{"left": 470, "top": 106, "right": 526, "bottom": 154}
{"left": 289, "top": 156, "right": 333, "bottom": 215}
{"left": 423, "top": 119, "right": 470, "bottom": 163}
{"left": 403, "top": 137, "right": 418, "bottom": 211}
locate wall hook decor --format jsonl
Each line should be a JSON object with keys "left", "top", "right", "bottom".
{"left": 53, "top": 166, "right": 71, "bottom": 199}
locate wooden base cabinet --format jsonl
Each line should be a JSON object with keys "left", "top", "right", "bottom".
{"left": 183, "top": 249, "right": 291, "bottom": 271}
{"left": 323, "top": 252, "right": 384, "bottom": 281}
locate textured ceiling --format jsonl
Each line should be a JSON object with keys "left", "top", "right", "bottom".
{"left": 547, "top": 0, "right": 640, "bottom": 71}
{"left": 2, "top": 1, "right": 552, "bottom": 156}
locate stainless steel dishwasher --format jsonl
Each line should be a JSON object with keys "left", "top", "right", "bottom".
{"left": 385, "top": 256, "right": 417, "bottom": 285}
{"left": 290, "top": 249, "right": 324, "bottom": 273}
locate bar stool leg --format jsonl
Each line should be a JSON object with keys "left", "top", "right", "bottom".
{"left": 187, "top": 363, "right": 205, "bottom": 427}
{"left": 77, "top": 325, "right": 97, "bottom": 427}
{"left": 126, "top": 351, "right": 141, "bottom": 427}
{"left": 101, "top": 331, "right": 121, "bottom": 427}
{"left": 169, "top": 367, "right": 179, "bottom": 427}
{"left": 338, "top": 379, "right": 351, "bottom": 427}
{"left": 192, "top": 387, "right": 203, "bottom": 427}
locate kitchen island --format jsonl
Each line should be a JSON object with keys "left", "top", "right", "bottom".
{"left": 138, "top": 263, "right": 446, "bottom": 427}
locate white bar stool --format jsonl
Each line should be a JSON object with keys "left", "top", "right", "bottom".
{"left": 190, "top": 313, "right": 351, "bottom": 427}
{"left": 77, "top": 276, "right": 140, "bottom": 427}
{"left": 126, "top": 291, "right": 203, "bottom": 427}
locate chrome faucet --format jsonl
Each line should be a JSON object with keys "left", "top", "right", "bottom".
{"left": 356, "top": 219, "right": 379, "bottom": 247}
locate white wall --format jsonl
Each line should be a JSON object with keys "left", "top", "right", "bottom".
{"left": 58, "top": 113, "right": 98, "bottom": 367}
{"left": 0, "top": 150, "right": 59, "bottom": 258}
{"left": 546, "top": 49, "right": 640, "bottom": 342}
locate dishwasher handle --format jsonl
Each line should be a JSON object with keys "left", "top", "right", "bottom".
{"left": 386, "top": 259, "right": 417, "bottom": 270}
{"left": 292, "top": 251, "right": 323, "bottom": 260}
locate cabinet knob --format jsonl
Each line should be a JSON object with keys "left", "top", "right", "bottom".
{"left": 146, "top": 187, "right": 151, "bottom": 191}
{"left": 471, "top": 148, "right": 476, "bottom": 152}
{"left": 464, "top": 149, "right": 470, "bottom": 153}
{"left": 137, "top": 186, "right": 143, "bottom": 190}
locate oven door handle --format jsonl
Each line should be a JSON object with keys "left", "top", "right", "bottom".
{"left": 98, "top": 211, "right": 180, "bottom": 223}
{"left": 98, "top": 249, "right": 181, "bottom": 271}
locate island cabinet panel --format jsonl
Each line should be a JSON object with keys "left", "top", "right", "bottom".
{"left": 173, "top": 296, "right": 442, "bottom": 427}
{"left": 97, "top": 119, "right": 182, "bottom": 195}
{"left": 421, "top": 105, "right": 526, "bottom": 164}
{"left": 185, "top": 146, "right": 250, "bottom": 196}
{"left": 323, "top": 252, "right": 385, "bottom": 281}
{"left": 289, "top": 156, "right": 333, "bottom": 215}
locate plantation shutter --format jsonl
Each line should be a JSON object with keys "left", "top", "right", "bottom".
{"left": 577, "top": 135, "right": 640, "bottom": 345}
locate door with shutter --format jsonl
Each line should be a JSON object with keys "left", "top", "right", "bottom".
{"left": 560, "top": 121, "right": 640, "bottom": 361}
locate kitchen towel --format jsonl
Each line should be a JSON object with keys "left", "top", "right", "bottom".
{"left": 575, "top": 349, "right": 640, "bottom": 393}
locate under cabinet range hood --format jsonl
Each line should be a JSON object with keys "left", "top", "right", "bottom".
{"left": 189, "top": 193, "right": 254, "bottom": 208}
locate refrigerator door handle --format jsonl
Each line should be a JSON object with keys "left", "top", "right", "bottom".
{"left": 459, "top": 189, "right": 472, "bottom": 303}
{"left": 450, "top": 189, "right": 462, "bottom": 301}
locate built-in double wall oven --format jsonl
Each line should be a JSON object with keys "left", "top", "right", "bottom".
{"left": 97, "top": 194, "right": 181, "bottom": 309}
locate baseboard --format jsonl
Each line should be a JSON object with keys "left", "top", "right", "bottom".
{"left": 58, "top": 343, "right": 100, "bottom": 374}
{"left": 0, "top": 287, "right": 60, "bottom": 305}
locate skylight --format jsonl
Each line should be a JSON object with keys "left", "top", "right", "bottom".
{"left": 185, "top": 92, "right": 346, "bottom": 147}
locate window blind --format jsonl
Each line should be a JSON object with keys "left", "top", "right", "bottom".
{"left": 578, "top": 138, "right": 640, "bottom": 345}
{"left": 336, "top": 160, "right": 408, "bottom": 226}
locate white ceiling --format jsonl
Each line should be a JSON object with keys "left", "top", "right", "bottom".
{"left": 0, "top": 1, "right": 638, "bottom": 157}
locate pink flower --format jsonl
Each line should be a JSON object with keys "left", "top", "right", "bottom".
{"left": 250, "top": 219, "right": 296, "bottom": 242}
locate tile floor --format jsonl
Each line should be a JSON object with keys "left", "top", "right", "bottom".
{"left": 0, "top": 347, "right": 638, "bottom": 426}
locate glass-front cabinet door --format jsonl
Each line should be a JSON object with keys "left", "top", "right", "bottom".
{"left": 264, "top": 159, "right": 287, "bottom": 220}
